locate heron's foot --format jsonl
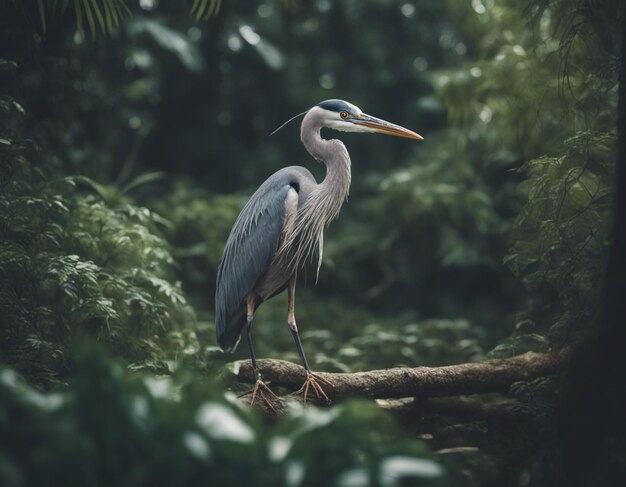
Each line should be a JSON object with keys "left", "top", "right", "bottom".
{"left": 294, "top": 371, "right": 332, "bottom": 406}
{"left": 238, "top": 379, "right": 280, "bottom": 411}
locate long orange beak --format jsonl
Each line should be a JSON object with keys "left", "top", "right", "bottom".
{"left": 355, "top": 113, "right": 424, "bottom": 141}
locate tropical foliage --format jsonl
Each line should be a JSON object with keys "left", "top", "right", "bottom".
{"left": 0, "top": 344, "right": 453, "bottom": 487}
{"left": 0, "top": 0, "right": 622, "bottom": 485}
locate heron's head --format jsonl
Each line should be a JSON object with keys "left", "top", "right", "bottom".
{"left": 314, "top": 99, "right": 423, "bottom": 141}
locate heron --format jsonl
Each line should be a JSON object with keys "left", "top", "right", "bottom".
{"left": 215, "top": 99, "right": 423, "bottom": 405}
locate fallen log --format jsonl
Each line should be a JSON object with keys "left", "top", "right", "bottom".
{"left": 377, "top": 396, "right": 535, "bottom": 421}
{"left": 235, "top": 350, "right": 569, "bottom": 401}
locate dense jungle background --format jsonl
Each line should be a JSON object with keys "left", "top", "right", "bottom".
{"left": 1, "top": 0, "right": 625, "bottom": 486}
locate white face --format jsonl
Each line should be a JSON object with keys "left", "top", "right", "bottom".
{"left": 306, "top": 102, "right": 424, "bottom": 141}
{"left": 311, "top": 104, "right": 382, "bottom": 134}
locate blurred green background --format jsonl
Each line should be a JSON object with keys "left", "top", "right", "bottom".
{"left": 0, "top": 0, "right": 622, "bottom": 485}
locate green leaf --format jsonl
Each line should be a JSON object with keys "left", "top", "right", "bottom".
{"left": 81, "top": 0, "right": 97, "bottom": 38}
{"left": 202, "top": 0, "right": 221, "bottom": 21}
{"left": 194, "top": 0, "right": 208, "bottom": 21}
{"left": 191, "top": 0, "right": 220, "bottom": 21}
{"left": 120, "top": 171, "right": 165, "bottom": 196}
{"left": 109, "top": 0, "right": 120, "bottom": 27}
{"left": 130, "top": 19, "right": 205, "bottom": 72}
{"left": 101, "top": 0, "right": 114, "bottom": 33}
{"left": 87, "top": 0, "right": 106, "bottom": 32}
{"left": 116, "top": 0, "right": 132, "bottom": 17}
{"left": 38, "top": 0, "right": 47, "bottom": 33}
{"left": 73, "top": 0, "right": 85, "bottom": 37}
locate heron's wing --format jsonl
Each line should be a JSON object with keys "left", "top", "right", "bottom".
{"left": 215, "top": 179, "right": 295, "bottom": 352}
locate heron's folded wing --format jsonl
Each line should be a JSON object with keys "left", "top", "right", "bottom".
{"left": 215, "top": 180, "right": 293, "bottom": 351}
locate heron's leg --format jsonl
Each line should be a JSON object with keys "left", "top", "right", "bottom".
{"left": 238, "top": 295, "right": 279, "bottom": 409}
{"left": 288, "top": 275, "right": 332, "bottom": 405}
{"left": 245, "top": 303, "right": 259, "bottom": 375}
{"left": 288, "top": 276, "right": 310, "bottom": 371}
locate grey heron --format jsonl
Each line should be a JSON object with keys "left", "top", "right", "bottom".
{"left": 216, "top": 99, "right": 423, "bottom": 405}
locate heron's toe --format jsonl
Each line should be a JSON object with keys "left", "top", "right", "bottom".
{"left": 295, "top": 372, "right": 332, "bottom": 406}
{"left": 239, "top": 379, "right": 281, "bottom": 411}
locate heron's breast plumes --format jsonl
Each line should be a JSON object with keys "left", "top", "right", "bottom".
{"left": 277, "top": 151, "right": 351, "bottom": 278}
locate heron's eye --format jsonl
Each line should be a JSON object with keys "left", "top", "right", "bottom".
{"left": 340, "top": 111, "right": 349, "bottom": 119}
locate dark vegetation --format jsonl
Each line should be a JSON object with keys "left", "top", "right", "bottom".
{"left": 1, "top": 0, "right": 624, "bottom": 485}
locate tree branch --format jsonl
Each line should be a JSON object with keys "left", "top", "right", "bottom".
{"left": 235, "top": 350, "right": 569, "bottom": 401}
{"left": 377, "top": 396, "right": 535, "bottom": 421}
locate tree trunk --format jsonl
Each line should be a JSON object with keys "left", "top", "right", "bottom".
{"left": 561, "top": 13, "right": 626, "bottom": 485}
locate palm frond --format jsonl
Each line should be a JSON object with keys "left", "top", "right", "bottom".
{"left": 73, "top": 0, "right": 84, "bottom": 37}
{"left": 37, "top": 0, "right": 47, "bottom": 33}
{"left": 88, "top": 0, "right": 107, "bottom": 34}
{"left": 191, "top": 0, "right": 221, "bottom": 21}
{"left": 34, "top": 0, "right": 132, "bottom": 37}
{"left": 81, "top": 0, "right": 97, "bottom": 39}
{"left": 33, "top": 0, "right": 224, "bottom": 37}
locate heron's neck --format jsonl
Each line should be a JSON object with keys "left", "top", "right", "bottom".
{"left": 300, "top": 114, "right": 352, "bottom": 216}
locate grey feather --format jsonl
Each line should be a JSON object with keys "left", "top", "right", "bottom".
{"left": 215, "top": 167, "right": 315, "bottom": 351}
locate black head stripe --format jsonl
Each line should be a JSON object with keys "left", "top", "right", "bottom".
{"left": 317, "top": 99, "right": 355, "bottom": 114}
